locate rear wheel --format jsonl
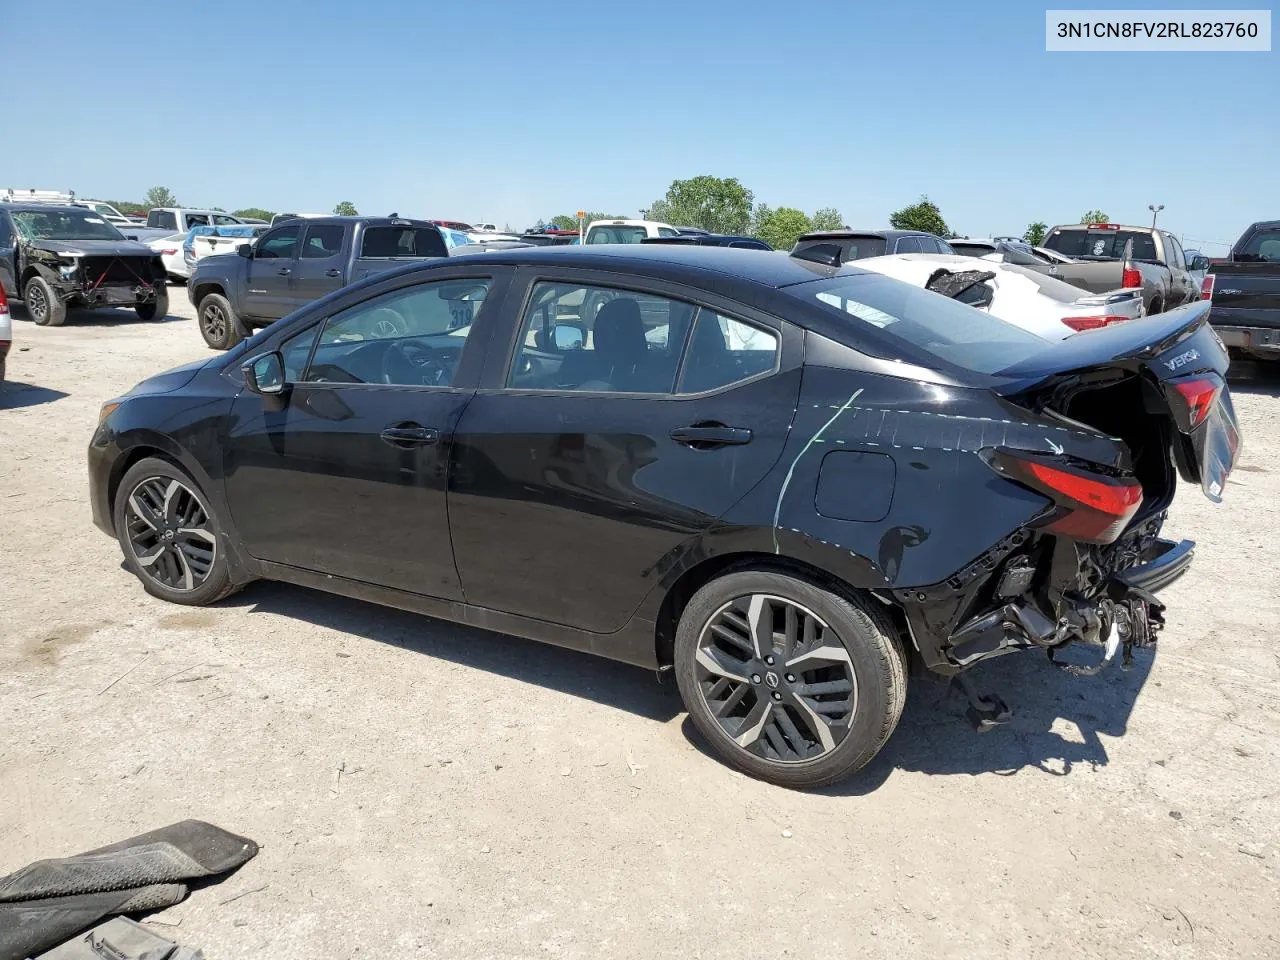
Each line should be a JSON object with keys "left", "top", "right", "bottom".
{"left": 24, "top": 276, "right": 66, "bottom": 326}
{"left": 113, "top": 457, "right": 240, "bottom": 606}
{"left": 136, "top": 288, "right": 169, "bottom": 321}
{"left": 198, "top": 293, "right": 242, "bottom": 350}
{"left": 674, "top": 570, "right": 906, "bottom": 788}
{"left": 1148, "top": 296, "right": 1164, "bottom": 316}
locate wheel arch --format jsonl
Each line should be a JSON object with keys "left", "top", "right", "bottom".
{"left": 191, "top": 280, "right": 227, "bottom": 307}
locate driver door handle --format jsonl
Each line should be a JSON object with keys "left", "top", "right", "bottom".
{"left": 670, "top": 424, "right": 753, "bottom": 447}
{"left": 380, "top": 423, "right": 439, "bottom": 448}
{"left": 277, "top": 267, "right": 291, "bottom": 276}
{"left": 325, "top": 268, "right": 342, "bottom": 277}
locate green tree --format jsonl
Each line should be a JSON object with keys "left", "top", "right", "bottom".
{"left": 232, "top": 207, "right": 276, "bottom": 222}
{"left": 752, "top": 206, "right": 813, "bottom": 251}
{"left": 1080, "top": 209, "right": 1109, "bottom": 224}
{"left": 1023, "top": 221, "right": 1048, "bottom": 245}
{"left": 333, "top": 201, "right": 359, "bottom": 216}
{"left": 145, "top": 186, "right": 178, "bottom": 209}
{"left": 645, "top": 175, "right": 754, "bottom": 234}
{"left": 809, "top": 208, "right": 844, "bottom": 232}
{"left": 109, "top": 200, "right": 148, "bottom": 217}
{"left": 888, "top": 195, "right": 949, "bottom": 237}
{"left": 550, "top": 215, "right": 579, "bottom": 230}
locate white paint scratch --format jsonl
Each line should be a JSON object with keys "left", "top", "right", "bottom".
{"left": 772, "top": 389, "right": 864, "bottom": 553}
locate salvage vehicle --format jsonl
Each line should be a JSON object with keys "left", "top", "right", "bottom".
{"left": 1038, "top": 223, "right": 1203, "bottom": 315}
{"left": 792, "top": 229, "right": 954, "bottom": 260}
{"left": 842, "top": 252, "right": 1144, "bottom": 338}
{"left": 584, "top": 219, "right": 680, "bottom": 244}
{"left": 89, "top": 246, "right": 1239, "bottom": 788}
{"left": 0, "top": 283, "right": 11, "bottom": 380}
{"left": 0, "top": 203, "right": 169, "bottom": 325}
{"left": 188, "top": 216, "right": 448, "bottom": 349}
{"left": 1203, "top": 220, "right": 1280, "bottom": 360}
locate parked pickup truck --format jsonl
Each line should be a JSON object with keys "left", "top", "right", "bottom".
{"left": 188, "top": 216, "right": 449, "bottom": 349}
{"left": 1204, "top": 220, "right": 1280, "bottom": 360}
{"left": 1038, "top": 223, "right": 1205, "bottom": 315}
{"left": 129, "top": 208, "right": 245, "bottom": 244}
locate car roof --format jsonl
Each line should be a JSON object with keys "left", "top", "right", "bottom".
{"left": 795, "top": 229, "right": 938, "bottom": 242}
{"left": 278, "top": 216, "right": 438, "bottom": 228}
{"left": 1, "top": 203, "right": 95, "bottom": 215}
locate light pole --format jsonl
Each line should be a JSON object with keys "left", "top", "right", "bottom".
{"left": 1148, "top": 203, "right": 1164, "bottom": 228}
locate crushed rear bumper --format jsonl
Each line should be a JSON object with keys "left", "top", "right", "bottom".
{"left": 1118, "top": 537, "right": 1195, "bottom": 594}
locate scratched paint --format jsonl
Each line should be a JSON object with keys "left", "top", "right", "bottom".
{"left": 772, "top": 389, "right": 864, "bottom": 553}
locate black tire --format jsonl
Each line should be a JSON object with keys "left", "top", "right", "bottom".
{"left": 0, "top": 356, "right": 6, "bottom": 381}
{"left": 198, "top": 293, "right": 242, "bottom": 350}
{"left": 113, "top": 457, "right": 240, "bottom": 606}
{"left": 674, "top": 569, "right": 906, "bottom": 789}
{"left": 136, "top": 288, "right": 169, "bottom": 321}
{"left": 1148, "top": 297, "right": 1164, "bottom": 316}
{"left": 24, "top": 275, "right": 67, "bottom": 326}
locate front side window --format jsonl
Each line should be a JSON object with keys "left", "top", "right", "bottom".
{"left": 302, "top": 224, "right": 346, "bottom": 259}
{"left": 255, "top": 225, "right": 301, "bottom": 260}
{"left": 296, "top": 278, "right": 490, "bottom": 387}
{"left": 507, "top": 282, "right": 692, "bottom": 393}
{"left": 894, "top": 236, "right": 924, "bottom": 254}
{"left": 213, "top": 214, "right": 241, "bottom": 225}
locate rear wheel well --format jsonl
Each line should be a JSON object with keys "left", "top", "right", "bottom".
{"left": 654, "top": 552, "right": 911, "bottom": 669}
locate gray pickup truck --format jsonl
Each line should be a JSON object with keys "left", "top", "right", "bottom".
{"left": 188, "top": 216, "right": 448, "bottom": 349}
{"left": 1038, "top": 223, "right": 1205, "bottom": 315}
{"left": 1205, "top": 220, "right": 1280, "bottom": 360}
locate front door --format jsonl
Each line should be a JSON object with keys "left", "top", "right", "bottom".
{"left": 244, "top": 223, "right": 301, "bottom": 321}
{"left": 223, "top": 272, "right": 501, "bottom": 598}
{"left": 292, "top": 222, "right": 351, "bottom": 304}
{"left": 448, "top": 273, "right": 802, "bottom": 634}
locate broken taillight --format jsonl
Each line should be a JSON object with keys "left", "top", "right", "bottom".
{"left": 1171, "top": 375, "right": 1222, "bottom": 429}
{"left": 1060, "top": 315, "right": 1131, "bottom": 332}
{"left": 1121, "top": 267, "right": 1142, "bottom": 288}
{"left": 988, "top": 450, "right": 1143, "bottom": 544}
{"left": 1200, "top": 274, "right": 1215, "bottom": 301}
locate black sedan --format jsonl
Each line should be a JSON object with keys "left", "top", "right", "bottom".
{"left": 89, "top": 246, "right": 1239, "bottom": 787}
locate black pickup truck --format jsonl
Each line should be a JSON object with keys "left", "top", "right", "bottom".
{"left": 0, "top": 203, "right": 168, "bottom": 326}
{"left": 188, "top": 216, "right": 448, "bottom": 349}
{"left": 1205, "top": 220, "right": 1280, "bottom": 360}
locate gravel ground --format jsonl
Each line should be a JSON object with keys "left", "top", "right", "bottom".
{"left": 1, "top": 294, "right": 1278, "bottom": 959}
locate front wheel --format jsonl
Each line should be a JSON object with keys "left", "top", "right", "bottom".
{"left": 113, "top": 457, "right": 240, "bottom": 606}
{"left": 198, "top": 293, "right": 242, "bottom": 350}
{"left": 24, "top": 276, "right": 67, "bottom": 326}
{"left": 136, "top": 288, "right": 169, "bottom": 321}
{"left": 674, "top": 570, "right": 906, "bottom": 789}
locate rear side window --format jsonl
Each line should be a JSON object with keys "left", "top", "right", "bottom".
{"left": 1043, "top": 229, "right": 1158, "bottom": 261}
{"left": 792, "top": 273, "right": 1047, "bottom": 375}
{"left": 302, "top": 224, "right": 346, "bottom": 258}
{"left": 803, "top": 237, "right": 887, "bottom": 261}
{"left": 894, "top": 237, "right": 924, "bottom": 254}
{"left": 586, "top": 225, "right": 647, "bottom": 244}
{"left": 678, "top": 311, "right": 779, "bottom": 393}
{"left": 360, "top": 226, "right": 447, "bottom": 258}
{"left": 186, "top": 214, "right": 211, "bottom": 228}
{"left": 1238, "top": 227, "right": 1280, "bottom": 262}
{"left": 0, "top": 215, "right": 12, "bottom": 247}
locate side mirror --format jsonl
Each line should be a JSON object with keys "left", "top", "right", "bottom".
{"left": 552, "top": 323, "right": 585, "bottom": 351}
{"left": 124, "top": 234, "right": 138, "bottom": 241}
{"left": 242, "top": 351, "right": 286, "bottom": 396}
{"left": 1192, "top": 255, "right": 1209, "bottom": 271}
{"left": 237, "top": 243, "right": 253, "bottom": 258}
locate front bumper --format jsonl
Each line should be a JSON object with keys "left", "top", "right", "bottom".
{"left": 88, "top": 424, "right": 121, "bottom": 537}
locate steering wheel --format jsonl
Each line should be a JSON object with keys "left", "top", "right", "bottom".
{"left": 381, "top": 340, "right": 449, "bottom": 386}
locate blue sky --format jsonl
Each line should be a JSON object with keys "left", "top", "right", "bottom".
{"left": 7, "top": 0, "right": 1275, "bottom": 251}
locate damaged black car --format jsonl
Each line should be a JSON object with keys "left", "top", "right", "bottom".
{"left": 86, "top": 246, "right": 1240, "bottom": 788}
{"left": 0, "top": 204, "right": 168, "bottom": 326}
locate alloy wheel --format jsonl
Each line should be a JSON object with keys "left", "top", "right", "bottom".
{"left": 27, "top": 284, "right": 47, "bottom": 323}
{"left": 123, "top": 477, "right": 217, "bottom": 591}
{"left": 694, "top": 594, "right": 858, "bottom": 763}
{"left": 202, "top": 304, "right": 227, "bottom": 342}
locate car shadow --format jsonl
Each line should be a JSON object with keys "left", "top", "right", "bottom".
{"left": 10, "top": 304, "right": 184, "bottom": 326}
{"left": 0, "top": 381, "right": 70, "bottom": 409}
{"left": 1227, "top": 357, "right": 1280, "bottom": 394}
{"left": 219, "top": 579, "right": 1155, "bottom": 788}
{"left": 223, "top": 580, "right": 683, "bottom": 724}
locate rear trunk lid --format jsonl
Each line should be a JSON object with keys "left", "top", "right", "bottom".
{"left": 995, "top": 302, "right": 1240, "bottom": 502}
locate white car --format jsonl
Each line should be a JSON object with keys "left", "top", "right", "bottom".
{"left": 852, "top": 253, "right": 1145, "bottom": 339}
{"left": 79, "top": 200, "right": 145, "bottom": 227}
{"left": 0, "top": 282, "right": 12, "bottom": 381}
{"left": 584, "top": 218, "right": 680, "bottom": 244}
{"left": 468, "top": 230, "right": 522, "bottom": 243}
{"left": 146, "top": 234, "right": 189, "bottom": 282}
{"left": 473, "top": 221, "right": 499, "bottom": 232}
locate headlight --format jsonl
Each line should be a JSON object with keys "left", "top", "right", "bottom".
{"left": 58, "top": 261, "right": 79, "bottom": 280}
{"left": 98, "top": 401, "right": 122, "bottom": 424}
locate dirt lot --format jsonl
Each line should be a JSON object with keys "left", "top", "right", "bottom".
{"left": 2, "top": 295, "right": 1278, "bottom": 959}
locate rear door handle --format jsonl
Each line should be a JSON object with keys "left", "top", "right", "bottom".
{"left": 380, "top": 423, "right": 439, "bottom": 447}
{"left": 277, "top": 267, "right": 291, "bottom": 276}
{"left": 325, "top": 269, "right": 342, "bottom": 277}
{"left": 670, "top": 424, "right": 753, "bottom": 447}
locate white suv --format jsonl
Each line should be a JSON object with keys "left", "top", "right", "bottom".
{"left": 584, "top": 219, "right": 680, "bottom": 244}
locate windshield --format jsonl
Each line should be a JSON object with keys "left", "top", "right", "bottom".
{"left": 1043, "top": 228, "right": 1158, "bottom": 262}
{"left": 586, "top": 225, "right": 647, "bottom": 244}
{"left": 790, "top": 272, "right": 1048, "bottom": 375}
{"left": 12, "top": 209, "right": 125, "bottom": 241}
{"left": 1237, "top": 227, "right": 1280, "bottom": 262}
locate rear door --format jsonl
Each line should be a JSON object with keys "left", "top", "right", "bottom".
{"left": 244, "top": 224, "right": 301, "bottom": 320}
{"left": 447, "top": 268, "right": 803, "bottom": 635}
{"left": 291, "top": 222, "right": 351, "bottom": 304}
